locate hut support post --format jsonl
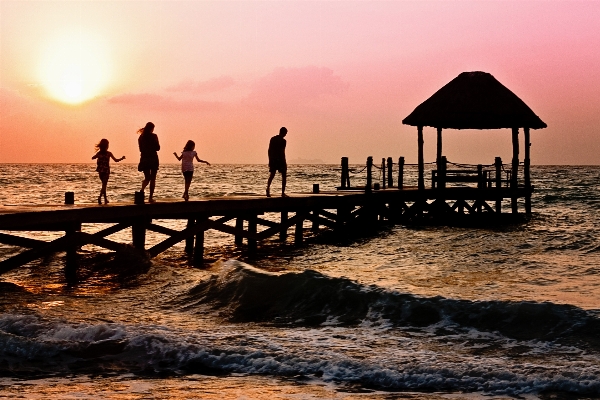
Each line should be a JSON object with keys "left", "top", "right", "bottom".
{"left": 436, "top": 127, "right": 443, "bottom": 163}
{"left": 439, "top": 156, "right": 447, "bottom": 190}
{"left": 381, "top": 158, "right": 386, "bottom": 189}
{"left": 366, "top": 157, "right": 373, "bottom": 193}
{"left": 280, "top": 211, "right": 288, "bottom": 241}
{"left": 495, "top": 157, "right": 502, "bottom": 214}
{"left": 511, "top": 128, "right": 520, "bottom": 214}
{"left": 194, "top": 215, "right": 208, "bottom": 265}
{"left": 398, "top": 157, "right": 405, "bottom": 189}
{"left": 341, "top": 157, "right": 350, "bottom": 189}
{"left": 418, "top": 126, "right": 425, "bottom": 190}
{"left": 387, "top": 157, "right": 393, "bottom": 188}
{"left": 524, "top": 127, "right": 532, "bottom": 215}
{"left": 312, "top": 209, "right": 319, "bottom": 233}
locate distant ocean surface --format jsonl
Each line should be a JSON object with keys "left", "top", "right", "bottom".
{"left": 1, "top": 163, "right": 600, "bottom": 399}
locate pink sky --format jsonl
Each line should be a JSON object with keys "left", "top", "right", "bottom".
{"left": 1, "top": 1, "right": 600, "bottom": 165}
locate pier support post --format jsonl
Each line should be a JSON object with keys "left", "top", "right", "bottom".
{"left": 64, "top": 224, "right": 79, "bottom": 283}
{"left": 194, "top": 215, "right": 208, "bottom": 266}
{"left": 436, "top": 127, "right": 443, "bottom": 165}
{"left": 248, "top": 215, "right": 257, "bottom": 255}
{"left": 524, "top": 127, "right": 532, "bottom": 216}
{"left": 439, "top": 156, "right": 447, "bottom": 190}
{"left": 366, "top": 157, "right": 373, "bottom": 194}
{"left": 185, "top": 218, "right": 195, "bottom": 254}
{"left": 312, "top": 210, "right": 319, "bottom": 233}
{"left": 398, "top": 157, "right": 404, "bottom": 189}
{"left": 418, "top": 126, "right": 425, "bottom": 190}
{"left": 511, "top": 128, "right": 520, "bottom": 214}
{"left": 340, "top": 157, "right": 350, "bottom": 189}
{"left": 387, "top": 157, "right": 393, "bottom": 188}
{"left": 295, "top": 213, "right": 304, "bottom": 246}
{"left": 495, "top": 157, "right": 502, "bottom": 214}
{"left": 235, "top": 217, "right": 244, "bottom": 245}
{"left": 280, "top": 211, "right": 288, "bottom": 241}
{"left": 132, "top": 219, "right": 148, "bottom": 250}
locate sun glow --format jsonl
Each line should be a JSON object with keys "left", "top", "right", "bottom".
{"left": 39, "top": 31, "right": 112, "bottom": 104}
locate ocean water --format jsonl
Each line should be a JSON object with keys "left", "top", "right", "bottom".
{"left": 0, "top": 163, "right": 599, "bottom": 399}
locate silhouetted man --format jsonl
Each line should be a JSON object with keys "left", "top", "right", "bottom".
{"left": 266, "top": 127, "right": 288, "bottom": 197}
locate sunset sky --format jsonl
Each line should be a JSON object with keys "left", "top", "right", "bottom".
{"left": 1, "top": 1, "right": 600, "bottom": 165}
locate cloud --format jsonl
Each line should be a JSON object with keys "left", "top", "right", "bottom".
{"left": 106, "top": 93, "right": 222, "bottom": 112}
{"left": 166, "top": 76, "right": 236, "bottom": 93}
{"left": 244, "top": 66, "right": 349, "bottom": 110}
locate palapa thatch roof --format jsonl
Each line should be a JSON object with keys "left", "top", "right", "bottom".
{"left": 402, "top": 71, "right": 547, "bottom": 130}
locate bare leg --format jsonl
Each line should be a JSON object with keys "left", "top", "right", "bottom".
{"left": 149, "top": 179, "right": 156, "bottom": 202}
{"left": 183, "top": 176, "right": 192, "bottom": 201}
{"left": 141, "top": 179, "right": 150, "bottom": 192}
{"left": 281, "top": 171, "right": 287, "bottom": 197}
{"left": 101, "top": 176, "right": 109, "bottom": 204}
{"left": 266, "top": 171, "right": 276, "bottom": 197}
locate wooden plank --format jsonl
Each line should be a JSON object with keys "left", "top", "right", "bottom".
{"left": 0, "top": 235, "right": 70, "bottom": 275}
{"left": 257, "top": 211, "right": 309, "bottom": 240}
{"left": 0, "top": 232, "right": 45, "bottom": 248}
{"left": 206, "top": 219, "right": 260, "bottom": 240}
{"left": 147, "top": 223, "right": 180, "bottom": 237}
{"left": 255, "top": 217, "right": 279, "bottom": 228}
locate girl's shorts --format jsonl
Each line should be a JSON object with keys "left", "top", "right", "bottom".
{"left": 183, "top": 171, "right": 194, "bottom": 179}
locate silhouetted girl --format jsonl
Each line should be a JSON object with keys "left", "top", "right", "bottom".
{"left": 137, "top": 122, "right": 160, "bottom": 203}
{"left": 92, "top": 139, "right": 125, "bottom": 204}
{"left": 173, "top": 140, "right": 210, "bottom": 201}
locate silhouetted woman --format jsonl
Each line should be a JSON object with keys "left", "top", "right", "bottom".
{"left": 137, "top": 122, "right": 160, "bottom": 203}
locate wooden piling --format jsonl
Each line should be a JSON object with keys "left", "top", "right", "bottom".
{"left": 235, "top": 217, "right": 244, "bottom": 245}
{"left": 295, "top": 213, "right": 304, "bottom": 245}
{"left": 511, "top": 127, "right": 520, "bottom": 214}
{"left": 387, "top": 157, "right": 393, "bottom": 188}
{"left": 381, "top": 158, "right": 386, "bottom": 189}
{"left": 366, "top": 156, "right": 373, "bottom": 194}
{"left": 524, "top": 127, "right": 532, "bottom": 215}
{"left": 340, "top": 157, "right": 350, "bottom": 189}
{"left": 132, "top": 219, "right": 147, "bottom": 250}
{"left": 247, "top": 215, "right": 257, "bottom": 254}
{"left": 65, "top": 192, "right": 75, "bottom": 205}
{"left": 418, "top": 126, "right": 425, "bottom": 190}
{"left": 398, "top": 157, "right": 405, "bottom": 189}
{"left": 185, "top": 218, "right": 195, "bottom": 254}
{"left": 280, "top": 211, "right": 288, "bottom": 241}
{"left": 495, "top": 157, "right": 502, "bottom": 214}
{"left": 194, "top": 215, "right": 208, "bottom": 265}
{"left": 64, "top": 225, "right": 78, "bottom": 282}
{"left": 439, "top": 156, "right": 447, "bottom": 190}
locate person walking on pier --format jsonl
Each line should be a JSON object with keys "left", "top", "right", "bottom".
{"left": 137, "top": 122, "right": 160, "bottom": 203}
{"left": 92, "top": 139, "right": 125, "bottom": 205}
{"left": 173, "top": 140, "right": 210, "bottom": 201}
{"left": 266, "top": 127, "right": 288, "bottom": 197}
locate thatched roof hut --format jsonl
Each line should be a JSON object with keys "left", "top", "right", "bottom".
{"left": 402, "top": 71, "right": 546, "bottom": 130}
{"left": 402, "top": 71, "right": 546, "bottom": 215}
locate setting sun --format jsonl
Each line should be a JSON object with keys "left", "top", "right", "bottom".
{"left": 38, "top": 31, "right": 111, "bottom": 104}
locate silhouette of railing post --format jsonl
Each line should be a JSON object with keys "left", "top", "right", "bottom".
{"left": 340, "top": 157, "right": 350, "bottom": 189}
{"left": 495, "top": 157, "right": 502, "bottom": 214}
{"left": 398, "top": 157, "right": 404, "bottom": 189}
{"left": 366, "top": 157, "right": 373, "bottom": 194}
{"left": 381, "top": 158, "right": 386, "bottom": 189}
{"left": 524, "top": 127, "right": 532, "bottom": 215}
{"left": 387, "top": 157, "right": 393, "bottom": 188}
{"left": 511, "top": 128, "right": 520, "bottom": 214}
{"left": 64, "top": 192, "right": 74, "bottom": 205}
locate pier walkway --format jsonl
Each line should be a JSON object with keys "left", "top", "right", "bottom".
{"left": 0, "top": 184, "right": 529, "bottom": 280}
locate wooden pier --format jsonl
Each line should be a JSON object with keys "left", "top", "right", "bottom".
{"left": 0, "top": 159, "right": 531, "bottom": 281}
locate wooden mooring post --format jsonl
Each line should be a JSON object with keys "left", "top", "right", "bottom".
{"left": 340, "top": 157, "right": 350, "bottom": 189}
{"left": 366, "top": 156, "right": 373, "bottom": 194}
{"left": 495, "top": 157, "right": 503, "bottom": 214}
{"left": 398, "top": 157, "right": 404, "bottom": 189}
{"left": 387, "top": 157, "right": 393, "bottom": 188}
